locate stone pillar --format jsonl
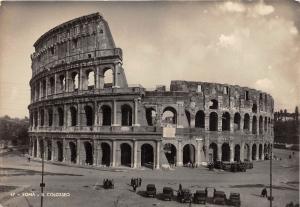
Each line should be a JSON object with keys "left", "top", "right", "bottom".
{"left": 190, "top": 115, "right": 195, "bottom": 128}
{"left": 39, "top": 81, "right": 42, "bottom": 100}
{"left": 230, "top": 143, "right": 234, "bottom": 162}
{"left": 36, "top": 138, "right": 40, "bottom": 158}
{"left": 113, "top": 62, "right": 120, "bottom": 88}
{"left": 93, "top": 140, "right": 97, "bottom": 166}
{"left": 195, "top": 140, "right": 202, "bottom": 166}
{"left": 54, "top": 73, "right": 57, "bottom": 94}
{"left": 218, "top": 113, "right": 222, "bottom": 131}
{"left": 176, "top": 101, "right": 184, "bottom": 128}
{"left": 112, "top": 140, "right": 117, "bottom": 167}
{"left": 230, "top": 115, "right": 234, "bottom": 132}
{"left": 64, "top": 139, "right": 69, "bottom": 162}
{"left": 217, "top": 143, "right": 222, "bottom": 161}
{"left": 79, "top": 67, "right": 83, "bottom": 90}
{"left": 77, "top": 104, "right": 81, "bottom": 127}
{"left": 133, "top": 140, "right": 138, "bottom": 168}
{"left": 95, "top": 67, "right": 100, "bottom": 89}
{"left": 249, "top": 144, "right": 252, "bottom": 162}
{"left": 240, "top": 142, "right": 245, "bottom": 162}
{"left": 133, "top": 99, "right": 140, "bottom": 126}
{"left": 51, "top": 138, "right": 55, "bottom": 161}
{"left": 155, "top": 141, "right": 160, "bottom": 169}
{"left": 112, "top": 100, "right": 119, "bottom": 126}
{"left": 96, "top": 141, "right": 103, "bottom": 166}
{"left": 45, "top": 77, "right": 48, "bottom": 98}
{"left": 65, "top": 71, "right": 69, "bottom": 92}
{"left": 205, "top": 142, "right": 210, "bottom": 162}
{"left": 94, "top": 102, "right": 98, "bottom": 126}
{"left": 176, "top": 140, "right": 183, "bottom": 166}
{"left": 76, "top": 139, "right": 81, "bottom": 164}
{"left": 240, "top": 116, "right": 244, "bottom": 131}
{"left": 261, "top": 144, "right": 265, "bottom": 160}
{"left": 205, "top": 114, "right": 210, "bottom": 131}
{"left": 256, "top": 143, "right": 259, "bottom": 161}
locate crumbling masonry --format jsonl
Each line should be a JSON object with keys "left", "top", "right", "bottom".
{"left": 28, "top": 13, "right": 274, "bottom": 169}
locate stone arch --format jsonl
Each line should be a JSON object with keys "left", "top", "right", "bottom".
{"left": 234, "top": 113, "right": 241, "bottom": 131}
{"left": 48, "top": 108, "right": 53, "bottom": 127}
{"left": 209, "top": 112, "right": 218, "bottom": 131}
{"left": 141, "top": 144, "right": 154, "bottom": 168}
{"left": 33, "top": 139, "right": 37, "bottom": 157}
{"left": 71, "top": 72, "right": 79, "bottom": 91}
{"left": 163, "top": 143, "right": 177, "bottom": 165}
{"left": 49, "top": 77, "right": 55, "bottom": 94}
{"left": 264, "top": 117, "right": 268, "bottom": 132}
{"left": 234, "top": 144, "right": 240, "bottom": 162}
{"left": 252, "top": 103, "right": 257, "bottom": 113}
{"left": 40, "top": 109, "right": 44, "bottom": 126}
{"left": 244, "top": 144, "right": 250, "bottom": 161}
{"left": 195, "top": 110, "right": 205, "bottom": 128}
{"left": 222, "top": 112, "right": 230, "bottom": 131}
{"left": 84, "top": 105, "right": 94, "bottom": 126}
{"left": 121, "top": 104, "right": 132, "bottom": 126}
{"left": 252, "top": 144, "right": 257, "bottom": 160}
{"left": 146, "top": 107, "right": 156, "bottom": 126}
{"left": 34, "top": 111, "right": 38, "bottom": 127}
{"left": 57, "top": 107, "right": 64, "bottom": 126}
{"left": 83, "top": 141, "right": 93, "bottom": 165}
{"left": 221, "top": 143, "right": 230, "bottom": 162}
{"left": 243, "top": 113, "right": 250, "bottom": 131}
{"left": 101, "top": 105, "right": 112, "bottom": 126}
{"left": 70, "top": 106, "right": 77, "bottom": 126}
{"left": 209, "top": 99, "right": 218, "bottom": 109}
{"left": 57, "top": 141, "right": 63, "bottom": 162}
{"left": 42, "top": 79, "right": 46, "bottom": 97}
{"left": 183, "top": 144, "right": 195, "bottom": 165}
{"left": 259, "top": 144, "right": 263, "bottom": 160}
{"left": 259, "top": 116, "right": 263, "bottom": 135}
{"left": 69, "top": 142, "right": 77, "bottom": 163}
{"left": 162, "top": 106, "right": 177, "bottom": 125}
{"left": 101, "top": 142, "right": 111, "bottom": 166}
{"left": 59, "top": 74, "right": 66, "bottom": 92}
{"left": 86, "top": 70, "right": 95, "bottom": 89}
{"left": 103, "top": 68, "right": 113, "bottom": 88}
{"left": 252, "top": 116, "right": 257, "bottom": 134}
{"left": 120, "top": 143, "right": 132, "bottom": 167}
{"left": 209, "top": 142, "right": 218, "bottom": 162}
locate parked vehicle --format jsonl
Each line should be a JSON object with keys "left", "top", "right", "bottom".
{"left": 213, "top": 190, "right": 226, "bottom": 205}
{"left": 228, "top": 192, "right": 241, "bottom": 207}
{"left": 162, "top": 187, "right": 173, "bottom": 201}
{"left": 193, "top": 190, "right": 207, "bottom": 204}
{"left": 103, "top": 179, "right": 114, "bottom": 189}
{"left": 146, "top": 184, "right": 156, "bottom": 197}
{"left": 177, "top": 189, "right": 192, "bottom": 203}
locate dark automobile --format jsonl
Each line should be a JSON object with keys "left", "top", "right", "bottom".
{"left": 229, "top": 192, "right": 241, "bottom": 207}
{"left": 103, "top": 179, "right": 114, "bottom": 189}
{"left": 146, "top": 184, "right": 156, "bottom": 197}
{"left": 193, "top": 190, "right": 207, "bottom": 204}
{"left": 213, "top": 191, "right": 226, "bottom": 205}
{"left": 177, "top": 189, "right": 192, "bottom": 203}
{"left": 162, "top": 187, "right": 173, "bottom": 201}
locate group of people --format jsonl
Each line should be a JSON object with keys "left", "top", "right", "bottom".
{"left": 130, "top": 177, "right": 142, "bottom": 191}
{"left": 103, "top": 179, "right": 114, "bottom": 188}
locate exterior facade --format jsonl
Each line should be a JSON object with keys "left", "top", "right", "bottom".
{"left": 28, "top": 13, "right": 274, "bottom": 169}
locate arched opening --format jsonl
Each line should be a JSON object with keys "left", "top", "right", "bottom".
{"left": 243, "top": 113, "right": 250, "bottom": 131}
{"left": 264, "top": 143, "right": 267, "bottom": 159}
{"left": 162, "top": 107, "right": 177, "bottom": 125}
{"left": 195, "top": 110, "right": 205, "bottom": 128}
{"left": 185, "top": 110, "right": 191, "bottom": 127}
{"left": 57, "top": 141, "right": 63, "bottom": 162}
{"left": 58, "top": 107, "right": 64, "bottom": 126}
{"left": 42, "top": 80, "right": 46, "bottom": 97}
{"left": 234, "top": 113, "right": 241, "bottom": 131}
{"left": 104, "top": 69, "right": 113, "bottom": 88}
{"left": 48, "top": 108, "right": 53, "bottom": 127}
{"left": 39, "top": 140, "right": 44, "bottom": 158}
{"left": 120, "top": 143, "right": 132, "bottom": 167}
{"left": 244, "top": 144, "right": 250, "bottom": 161}
{"left": 209, "top": 112, "right": 218, "bottom": 131}
{"left": 209, "top": 143, "right": 218, "bottom": 162}
{"left": 259, "top": 144, "right": 263, "bottom": 160}
{"left": 183, "top": 144, "right": 195, "bottom": 165}
{"left": 141, "top": 144, "right": 154, "bottom": 168}
{"left": 72, "top": 72, "right": 79, "bottom": 91}
{"left": 264, "top": 117, "right": 268, "bottom": 132}
{"left": 222, "top": 112, "right": 230, "bottom": 131}
{"left": 146, "top": 108, "right": 156, "bottom": 126}
{"left": 47, "top": 140, "right": 52, "bottom": 160}
{"left": 163, "top": 143, "right": 177, "bottom": 166}
{"left": 221, "top": 143, "right": 230, "bottom": 162}
{"left": 40, "top": 109, "right": 44, "bottom": 126}
{"left": 259, "top": 116, "right": 263, "bottom": 134}
{"left": 84, "top": 105, "right": 93, "bottom": 126}
{"left": 69, "top": 142, "right": 77, "bottom": 163}
{"left": 101, "top": 143, "right": 111, "bottom": 166}
{"left": 70, "top": 106, "right": 77, "bottom": 126}
{"left": 234, "top": 145, "right": 240, "bottom": 162}
{"left": 121, "top": 104, "right": 132, "bottom": 126}
{"left": 49, "top": 77, "right": 55, "bottom": 94}
{"left": 33, "top": 140, "right": 37, "bottom": 157}
{"left": 252, "top": 116, "right": 257, "bottom": 134}
{"left": 59, "top": 75, "right": 65, "bottom": 92}
{"left": 209, "top": 99, "right": 218, "bottom": 109}
{"left": 87, "top": 70, "right": 95, "bottom": 89}
{"left": 84, "top": 141, "right": 93, "bottom": 165}
{"left": 252, "top": 144, "right": 257, "bottom": 160}
{"left": 101, "top": 105, "right": 112, "bottom": 126}
{"left": 252, "top": 104, "right": 257, "bottom": 113}
{"left": 34, "top": 111, "right": 38, "bottom": 127}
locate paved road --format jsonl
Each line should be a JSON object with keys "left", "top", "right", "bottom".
{"left": 0, "top": 149, "right": 298, "bottom": 207}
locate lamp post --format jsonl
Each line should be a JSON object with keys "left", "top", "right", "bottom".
{"left": 40, "top": 139, "right": 45, "bottom": 207}
{"left": 270, "top": 144, "right": 272, "bottom": 207}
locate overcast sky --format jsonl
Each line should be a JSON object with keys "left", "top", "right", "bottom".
{"left": 0, "top": 0, "right": 299, "bottom": 118}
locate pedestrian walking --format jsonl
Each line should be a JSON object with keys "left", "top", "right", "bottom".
{"left": 138, "top": 178, "right": 142, "bottom": 187}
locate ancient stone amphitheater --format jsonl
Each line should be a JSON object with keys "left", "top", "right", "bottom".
{"left": 28, "top": 13, "right": 274, "bottom": 169}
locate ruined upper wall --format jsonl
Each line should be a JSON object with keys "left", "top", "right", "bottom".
{"left": 31, "top": 12, "right": 121, "bottom": 77}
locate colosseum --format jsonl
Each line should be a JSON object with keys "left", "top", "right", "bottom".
{"left": 28, "top": 12, "right": 274, "bottom": 169}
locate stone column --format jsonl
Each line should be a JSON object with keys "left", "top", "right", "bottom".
{"left": 256, "top": 143, "right": 259, "bottom": 161}
{"left": 218, "top": 113, "right": 222, "bottom": 131}
{"left": 96, "top": 142, "right": 102, "bottom": 166}
{"left": 261, "top": 144, "right": 265, "bottom": 160}
{"left": 79, "top": 67, "right": 83, "bottom": 90}
{"left": 76, "top": 139, "right": 81, "bottom": 164}
{"left": 65, "top": 71, "right": 69, "bottom": 92}
{"left": 240, "top": 116, "right": 244, "bottom": 131}
{"left": 249, "top": 144, "right": 253, "bottom": 162}
{"left": 95, "top": 67, "right": 100, "bottom": 89}
{"left": 205, "top": 114, "right": 210, "bottom": 131}
{"left": 133, "top": 140, "right": 138, "bottom": 168}
{"left": 205, "top": 142, "right": 210, "bottom": 162}
{"left": 195, "top": 139, "right": 202, "bottom": 166}
{"left": 230, "top": 143, "right": 234, "bottom": 162}
{"left": 36, "top": 138, "right": 40, "bottom": 158}
{"left": 94, "top": 102, "right": 98, "bottom": 127}
{"left": 93, "top": 140, "right": 97, "bottom": 166}
{"left": 77, "top": 103, "right": 81, "bottom": 127}
{"left": 45, "top": 77, "right": 48, "bottom": 98}
{"left": 176, "top": 101, "right": 184, "bottom": 128}
{"left": 217, "top": 143, "right": 222, "bottom": 161}
{"left": 112, "top": 62, "right": 120, "bottom": 88}
{"left": 112, "top": 100, "right": 119, "bottom": 126}
{"left": 64, "top": 139, "right": 69, "bottom": 162}
{"left": 39, "top": 81, "right": 42, "bottom": 100}
{"left": 176, "top": 140, "right": 183, "bottom": 166}
{"left": 133, "top": 99, "right": 140, "bottom": 126}
{"left": 112, "top": 140, "right": 117, "bottom": 167}
{"left": 54, "top": 73, "right": 57, "bottom": 94}
{"left": 240, "top": 142, "right": 245, "bottom": 162}
{"left": 155, "top": 141, "right": 160, "bottom": 169}
{"left": 230, "top": 114, "right": 234, "bottom": 132}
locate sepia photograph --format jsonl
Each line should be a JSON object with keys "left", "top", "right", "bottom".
{"left": 0, "top": 0, "right": 299, "bottom": 206}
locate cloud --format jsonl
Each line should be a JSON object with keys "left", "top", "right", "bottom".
{"left": 219, "top": 1, "right": 274, "bottom": 16}
{"left": 220, "top": 1, "right": 246, "bottom": 13}
{"left": 218, "top": 34, "right": 237, "bottom": 48}
{"left": 253, "top": 3, "right": 275, "bottom": 16}
{"left": 254, "top": 78, "right": 274, "bottom": 92}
